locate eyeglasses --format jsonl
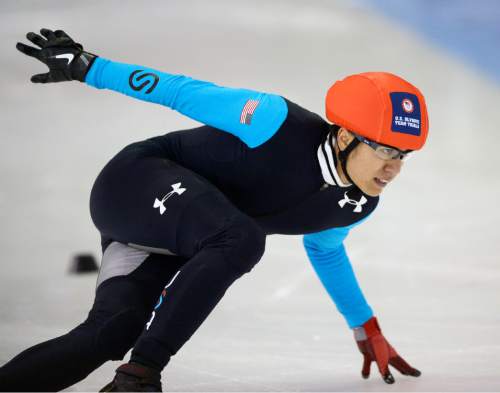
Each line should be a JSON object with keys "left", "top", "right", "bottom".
{"left": 352, "top": 133, "right": 412, "bottom": 161}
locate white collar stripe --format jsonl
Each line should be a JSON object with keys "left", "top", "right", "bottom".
{"left": 323, "top": 140, "right": 338, "bottom": 183}
{"left": 317, "top": 132, "right": 351, "bottom": 188}
{"left": 317, "top": 145, "right": 336, "bottom": 185}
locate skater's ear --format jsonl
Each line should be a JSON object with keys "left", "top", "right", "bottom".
{"left": 337, "top": 127, "right": 355, "bottom": 151}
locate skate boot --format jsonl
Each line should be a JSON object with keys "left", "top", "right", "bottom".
{"left": 99, "top": 363, "right": 162, "bottom": 392}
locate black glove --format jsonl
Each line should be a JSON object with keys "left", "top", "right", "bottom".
{"left": 16, "top": 28, "right": 97, "bottom": 83}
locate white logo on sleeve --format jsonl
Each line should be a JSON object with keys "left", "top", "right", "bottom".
{"left": 153, "top": 182, "right": 187, "bottom": 215}
{"left": 338, "top": 192, "right": 367, "bottom": 213}
{"left": 51, "top": 53, "right": 75, "bottom": 64}
{"left": 146, "top": 270, "right": 181, "bottom": 330}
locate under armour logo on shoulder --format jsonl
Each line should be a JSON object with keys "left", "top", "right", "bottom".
{"left": 338, "top": 191, "right": 367, "bottom": 213}
{"left": 153, "top": 182, "right": 187, "bottom": 215}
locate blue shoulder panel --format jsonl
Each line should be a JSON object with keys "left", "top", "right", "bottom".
{"left": 85, "top": 57, "right": 288, "bottom": 148}
{"left": 303, "top": 216, "right": 373, "bottom": 328}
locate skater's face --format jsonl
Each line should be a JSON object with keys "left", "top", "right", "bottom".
{"left": 336, "top": 128, "right": 403, "bottom": 197}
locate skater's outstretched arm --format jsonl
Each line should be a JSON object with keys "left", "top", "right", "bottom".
{"left": 16, "top": 28, "right": 288, "bottom": 148}
{"left": 304, "top": 220, "right": 421, "bottom": 384}
{"left": 303, "top": 220, "right": 373, "bottom": 329}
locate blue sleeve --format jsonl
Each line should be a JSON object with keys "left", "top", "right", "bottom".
{"left": 303, "top": 218, "right": 373, "bottom": 329}
{"left": 85, "top": 57, "right": 288, "bottom": 148}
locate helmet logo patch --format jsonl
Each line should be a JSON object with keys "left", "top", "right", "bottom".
{"left": 402, "top": 98, "right": 414, "bottom": 113}
{"left": 390, "top": 92, "right": 421, "bottom": 136}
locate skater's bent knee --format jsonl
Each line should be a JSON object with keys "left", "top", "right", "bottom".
{"left": 216, "top": 215, "right": 266, "bottom": 274}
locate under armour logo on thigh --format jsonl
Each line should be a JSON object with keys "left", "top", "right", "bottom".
{"left": 338, "top": 191, "right": 368, "bottom": 213}
{"left": 153, "top": 182, "right": 187, "bottom": 215}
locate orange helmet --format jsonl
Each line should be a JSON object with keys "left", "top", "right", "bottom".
{"left": 325, "top": 72, "right": 429, "bottom": 151}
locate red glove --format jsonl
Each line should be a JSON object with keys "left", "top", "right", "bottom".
{"left": 353, "top": 317, "right": 421, "bottom": 384}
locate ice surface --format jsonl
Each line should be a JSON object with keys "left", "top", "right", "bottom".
{"left": 1, "top": 0, "right": 499, "bottom": 391}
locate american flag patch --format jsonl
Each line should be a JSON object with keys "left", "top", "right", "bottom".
{"left": 240, "top": 99, "right": 260, "bottom": 125}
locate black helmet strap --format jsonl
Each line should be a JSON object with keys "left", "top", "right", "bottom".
{"left": 337, "top": 136, "right": 360, "bottom": 186}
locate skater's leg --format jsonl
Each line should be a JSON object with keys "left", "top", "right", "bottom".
{"left": 89, "top": 151, "right": 266, "bottom": 374}
{"left": 0, "top": 248, "right": 185, "bottom": 392}
{"left": 130, "top": 192, "right": 266, "bottom": 370}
